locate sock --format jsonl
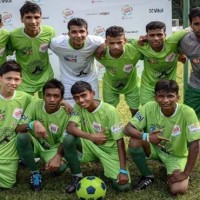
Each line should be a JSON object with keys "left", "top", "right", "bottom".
{"left": 128, "top": 146, "right": 153, "bottom": 177}
{"left": 17, "top": 134, "right": 38, "bottom": 171}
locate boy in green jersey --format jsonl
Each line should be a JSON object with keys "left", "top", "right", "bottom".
{"left": 64, "top": 81, "right": 130, "bottom": 193}
{"left": 8, "top": 1, "right": 55, "bottom": 97}
{"left": 15, "top": 79, "right": 71, "bottom": 192}
{"left": 0, "top": 17, "right": 9, "bottom": 66}
{"left": 0, "top": 60, "right": 33, "bottom": 189}
{"left": 124, "top": 79, "right": 200, "bottom": 195}
{"left": 97, "top": 26, "right": 141, "bottom": 116}
{"left": 134, "top": 21, "right": 188, "bottom": 105}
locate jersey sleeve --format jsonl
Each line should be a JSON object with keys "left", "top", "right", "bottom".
{"left": 185, "top": 107, "right": 200, "bottom": 143}
{"left": 129, "top": 105, "right": 147, "bottom": 131}
{"left": 68, "top": 104, "right": 81, "bottom": 126}
{"left": 167, "top": 29, "right": 189, "bottom": 44}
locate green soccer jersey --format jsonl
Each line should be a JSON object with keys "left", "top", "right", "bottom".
{"left": 0, "top": 91, "right": 33, "bottom": 159}
{"left": 134, "top": 30, "right": 188, "bottom": 104}
{"left": 69, "top": 101, "right": 124, "bottom": 149}
{"left": 0, "top": 29, "right": 9, "bottom": 66}
{"left": 9, "top": 25, "right": 55, "bottom": 93}
{"left": 20, "top": 99, "right": 70, "bottom": 149}
{"left": 130, "top": 101, "right": 200, "bottom": 157}
{"left": 98, "top": 43, "right": 141, "bottom": 93}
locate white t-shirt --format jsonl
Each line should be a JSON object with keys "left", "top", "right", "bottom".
{"left": 50, "top": 35, "right": 104, "bottom": 101}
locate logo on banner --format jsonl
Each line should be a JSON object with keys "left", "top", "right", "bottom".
{"left": 121, "top": 5, "right": 133, "bottom": 20}
{"left": 0, "top": 0, "right": 12, "bottom": 3}
{"left": 31, "top": 0, "right": 41, "bottom": 2}
{"left": 149, "top": 8, "right": 164, "bottom": 13}
{"left": 91, "top": 0, "right": 103, "bottom": 3}
{"left": 2, "top": 12, "right": 12, "bottom": 23}
{"left": 62, "top": 9, "right": 74, "bottom": 23}
{"left": 94, "top": 26, "right": 105, "bottom": 37}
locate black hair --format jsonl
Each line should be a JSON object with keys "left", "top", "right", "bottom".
{"left": 155, "top": 80, "right": 179, "bottom": 95}
{"left": 146, "top": 21, "right": 166, "bottom": 33}
{"left": 20, "top": 1, "right": 42, "bottom": 18}
{"left": 71, "top": 81, "right": 92, "bottom": 95}
{"left": 0, "top": 60, "right": 22, "bottom": 76}
{"left": 105, "top": 26, "right": 125, "bottom": 37}
{"left": 188, "top": 7, "right": 200, "bottom": 23}
{"left": 42, "top": 79, "right": 64, "bottom": 98}
{"left": 67, "top": 18, "right": 88, "bottom": 31}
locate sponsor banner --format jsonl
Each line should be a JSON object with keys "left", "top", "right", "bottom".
{"left": 0, "top": 0, "right": 172, "bottom": 79}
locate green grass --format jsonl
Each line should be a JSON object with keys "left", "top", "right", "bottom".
{"left": 1, "top": 63, "right": 199, "bottom": 199}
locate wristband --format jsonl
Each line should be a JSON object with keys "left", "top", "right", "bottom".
{"left": 142, "top": 132, "right": 147, "bottom": 141}
{"left": 119, "top": 169, "right": 128, "bottom": 175}
{"left": 28, "top": 121, "right": 35, "bottom": 130}
{"left": 146, "top": 133, "right": 149, "bottom": 142}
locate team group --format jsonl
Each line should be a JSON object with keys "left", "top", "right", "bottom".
{"left": 1, "top": 0, "right": 200, "bottom": 196}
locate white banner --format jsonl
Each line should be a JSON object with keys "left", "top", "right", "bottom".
{"left": 0, "top": 0, "right": 172, "bottom": 78}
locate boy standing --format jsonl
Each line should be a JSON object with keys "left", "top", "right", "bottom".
{"left": 50, "top": 18, "right": 104, "bottom": 105}
{"left": 0, "top": 16, "right": 9, "bottom": 66}
{"left": 134, "top": 21, "right": 188, "bottom": 105}
{"left": 124, "top": 80, "right": 200, "bottom": 195}
{"left": 97, "top": 26, "right": 141, "bottom": 116}
{"left": 0, "top": 60, "right": 33, "bottom": 189}
{"left": 9, "top": 1, "right": 55, "bottom": 97}
{"left": 179, "top": 7, "right": 200, "bottom": 119}
{"left": 16, "top": 79, "right": 70, "bottom": 191}
{"left": 64, "top": 81, "right": 130, "bottom": 193}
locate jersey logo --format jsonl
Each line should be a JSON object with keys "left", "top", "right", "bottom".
{"left": 165, "top": 52, "right": 176, "bottom": 62}
{"left": 188, "top": 123, "right": 200, "bottom": 134}
{"left": 171, "top": 125, "right": 181, "bottom": 136}
{"left": 64, "top": 55, "right": 77, "bottom": 62}
{"left": 123, "top": 64, "right": 133, "bottom": 73}
{"left": 12, "top": 108, "right": 23, "bottom": 120}
{"left": 135, "top": 112, "right": 144, "bottom": 122}
{"left": 49, "top": 123, "right": 59, "bottom": 133}
{"left": 39, "top": 43, "right": 48, "bottom": 53}
{"left": 147, "top": 58, "right": 157, "bottom": 64}
{"left": 111, "top": 122, "right": 123, "bottom": 134}
{"left": 191, "top": 58, "right": 200, "bottom": 64}
{"left": 93, "top": 122, "right": 102, "bottom": 133}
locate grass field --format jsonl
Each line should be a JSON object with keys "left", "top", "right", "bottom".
{"left": 1, "top": 62, "right": 199, "bottom": 200}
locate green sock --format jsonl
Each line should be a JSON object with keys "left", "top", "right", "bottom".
{"left": 63, "top": 134, "right": 81, "bottom": 174}
{"left": 128, "top": 146, "right": 153, "bottom": 177}
{"left": 17, "top": 133, "right": 38, "bottom": 171}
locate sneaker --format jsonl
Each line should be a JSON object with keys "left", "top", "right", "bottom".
{"left": 133, "top": 176, "right": 154, "bottom": 190}
{"left": 65, "top": 176, "right": 82, "bottom": 193}
{"left": 30, "top": 172, "right": 42, "bottom": 192}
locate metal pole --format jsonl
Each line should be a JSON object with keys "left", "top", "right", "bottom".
{"left": 183, "top": 0, "right": 190, "bottom": 100}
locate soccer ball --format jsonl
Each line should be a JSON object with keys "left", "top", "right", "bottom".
{"left": 76, "top": 176, "right": 107, "bottom": 200}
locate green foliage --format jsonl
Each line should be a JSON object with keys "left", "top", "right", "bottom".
{"left": 172, "top": 0, "right": 200, "bottom": 24}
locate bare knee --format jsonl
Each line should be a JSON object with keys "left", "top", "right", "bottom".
{"left": 169, "top": 178, "right": 189, "bottom": 195}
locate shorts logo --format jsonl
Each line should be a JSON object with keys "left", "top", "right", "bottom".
{"left": 188, "top": 123, "right": 200, "bottom": 133}
{"left": 171, "top": 125, "right": 181, "bottom": 136}
{"left": 135, "top": 112, "right": 144, "bottom": 122}
{"left": 13, "top": 108, "right": 23, "bottom": 120}
{"left": 49, "top": 124, "right": 59, "bottom": 133}
{"left": 111, "top": 122, "right": 123, "bottom": 134}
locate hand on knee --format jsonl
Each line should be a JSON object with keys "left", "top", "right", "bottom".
{"left": 169, "top": 179, "right": 188, "bottom": 195}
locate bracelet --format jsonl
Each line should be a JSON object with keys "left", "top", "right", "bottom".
{"left": 119, "top": 169, "right": 128, "bottom": 175}
{"left": 28, "top": 121, "right": 35, "bottom": 130}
